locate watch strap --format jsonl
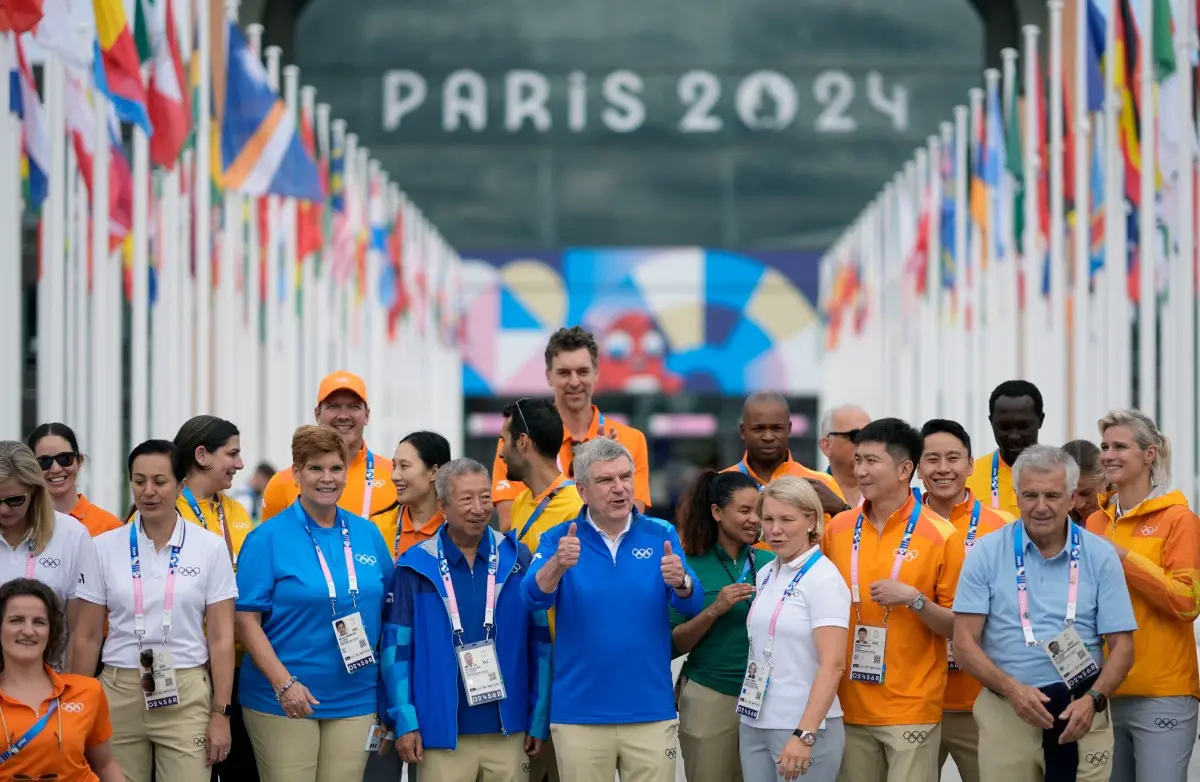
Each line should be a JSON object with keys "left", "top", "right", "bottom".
{"left": 793, "top": 729, "right": 817, "bottom": 746}
{"left": 212, "top": 704, "right": 232, "bottom": 716}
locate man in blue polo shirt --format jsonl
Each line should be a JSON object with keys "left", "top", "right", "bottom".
{"left": 523, "top": 438, "right": 704, "bottom": 782}
{"left": 952, "top": 445, "right": 1136, "bottom": 782}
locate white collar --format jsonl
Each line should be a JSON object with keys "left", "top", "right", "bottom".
{"left": 586, "top": 509, "right": 632, "bottom": 540}
{"left": 138, "top": 513, "right": 186, "bottom": 548}
{"left": 780, "top": 545, "right": 820, "bottom": 571}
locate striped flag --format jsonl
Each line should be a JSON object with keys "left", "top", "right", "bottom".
{"left": 92, "top": 0, "right": 152, "bottom": 133}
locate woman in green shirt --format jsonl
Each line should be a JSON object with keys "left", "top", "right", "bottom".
{"left": 672, "top": 470, "right": 776, "bottom": 782}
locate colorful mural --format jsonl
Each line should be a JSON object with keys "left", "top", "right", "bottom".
{"left": 459, "top": 248, "right": 823, "bottom": 396}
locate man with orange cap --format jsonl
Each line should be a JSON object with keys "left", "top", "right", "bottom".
{"left": 259, "top": 371, "right": 398, "bottom": 523}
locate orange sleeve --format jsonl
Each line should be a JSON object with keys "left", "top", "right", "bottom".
{"left": 1123, "top": 510, "right": 1200, "bottom": 620}
{"left": 86, "top": 680, "right": 114, "bottom": 746}
{"left": 627, "top": 429, "right": 652, "bottom": 507}
{"left": 88, "top": 507, "right": 123, "bottom": 536}
{"left": 491, "top": 438, "right": 524, "bottom": 504}
{"left": 935, "top": 528, "right": 966, "bottom": 609}
{"left": 260, "top": 470, "right": 296, "bottom": 523}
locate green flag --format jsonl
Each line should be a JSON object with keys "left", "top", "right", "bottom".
{"left": 1004, "top": 80, "right": 1024, "bottom": 253}
{"left": 133, "top": 0, "right": 154, "bottom": 65}
{"left": 1153, "top": 0, "right": 1176, "bottom": 81}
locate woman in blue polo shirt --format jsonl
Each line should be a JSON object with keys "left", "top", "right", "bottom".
{"left": 234, "top": 426, "right": 395, "bottom": 782}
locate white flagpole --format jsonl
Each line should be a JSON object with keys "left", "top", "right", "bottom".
{"left": 1022, "top": 25, "right": 1042, "bottom": 389}
{"left": 968, "top": 87, "right": 987, "bottom": 441}
{"left": 1071, "top": 0, "right": 1091, "bottom": 441}
{"left": 315, "top": 101, "right": 331, "bottom": 376}
{"left": 1102, "top": 3, "right": 1129, "bottom": 412}
{"left": 215, "top": 0, "right": 241, "bottom": 426}
{"left": 244, "top": 23, "right": 264, "bottom": 460}
{"left": 1000, "top": 51, "right": 1021, "bottom": 386}
{"left": 64, "top": 139, "right": 79, "bottom": 432}
{"left": 1047, "top": 0, "right": 1068, "bottom": 445}
{"left": 924, "top": 133, "right": 942, "bottom": 421}
{"left": 0, "top": 34, "right": 19, "bottom": 437}
{"left": 194, "top": 0, "right": 213, "bottom": 416}
{"left": 300, "top": 85, "right": 318, "bottom": 406}
{"left": 282, "top": 63, "right": 301, "bottom": 437}
{"left": 1137, "top": 0, "right": 1158, "bottom": 416}
{"left": 179, "top": 147, "right": 195, "bottom": 423}
{"left": 39, "top": 54, "right": 68, "bottom": 424}
{"left": 367, "top": 158, "right": 384, "bottom": 400}
{"left": 152, "top": 165, "right": 177, "bottom": 436}
{"left": 355, "top": 145, "right": 370, "bottom": 381}
{"left": 343, "top": 130, "right": 359, "bottom": 371}
{"left": 982, "top": 70, "right": 1002, "bottom": 403}
{"left": 89, "top": 91, "right": 116, "bottom": 511}
{"left": 131, "top": 128, "right": 151, "bottom": 446}
{"left": 332, "top": 118, "right": 348, "bottom": 370}
{"left": 952, "top": 104, "right": 969, "bottom": 428}
{"left": 1174, "top": 0, "right": 1196, "bottom": 501}
{"left": 937, "top": 121, "right": 953, "bottom": 418}
{"left": 264, "top": 44, "right": 284, "bottom": 466}
{"left": 72, "top": 166, "right": 90, "bottom": 445}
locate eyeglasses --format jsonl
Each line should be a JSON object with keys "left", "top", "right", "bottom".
{"left": 0, "top": 493, "right": 29, "bottom": 509}
{"left": 827, "top": 429, "right": 861, "bottom": 442}
{"left": 139, "top": 649, "right": 156, "bottom": 693}
{"left": 36, "top": 453, "right": 78, "bottom": 471}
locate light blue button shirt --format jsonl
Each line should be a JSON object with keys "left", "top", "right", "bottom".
{"left": 953, "top": 520, "right": 1137, "bottom": 688}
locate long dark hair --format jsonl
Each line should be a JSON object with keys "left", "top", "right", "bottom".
{"left": 27, "top": 422, "right": 82, "bottom": 455}
{"left": 371, "top": 431, "right": 452, "bottom": 519}
{"left": 675, "top": 470, "right": 760, "bottom": 557}
{"left": 0, "top": 579, "right": 65, "bottom": 671}
{"left": 173, "top": 416, "right": 240, "bottom": 478}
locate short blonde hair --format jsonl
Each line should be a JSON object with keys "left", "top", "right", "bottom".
{"left": 757, "top": 475, "right": 825, "bottom": 543}
{"left": 291, "top": 426, "right": 350, "bottom": 470}
{"left": 0, "top": 442, "right": 55, "bottom": 554}
{"left": 1097, "top": 409, "right": 1171, "bottom": 487}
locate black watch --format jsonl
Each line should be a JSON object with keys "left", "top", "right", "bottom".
{"left": 793, "top": 729, "right": 817, "bottom": 746}
{"left": 212, "top": 703, "right": 232, "bottom": 717}
{"left": 1086, "top": 689, "right": 1108, "bottom": 712}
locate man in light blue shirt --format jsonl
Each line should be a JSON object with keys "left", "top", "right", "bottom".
{"left": 952, "top": 444, "right": 1135, "bottom": 782}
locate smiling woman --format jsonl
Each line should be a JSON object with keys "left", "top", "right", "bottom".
{"left": 26, "top": 423, "right": 122, "bottom": 538}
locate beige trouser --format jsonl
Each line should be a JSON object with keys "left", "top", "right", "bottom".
{"left": 527, "top": 734, "right": 560, "bottom": 782}
{"left": 420, "top": 732, "right": 529, "bottom": 781}
{"left": 837, "top": 722, "right": 942, "bottom": 782}
{"left": 677, "top": 678, "right": 742, "bottom": 782}
{"left": 939, "top": 711, "right": 980, "bottom": 782}
{"left": 552, "top": 719, "right": 679, "bottom": 782}
{"left": 243, "top": 708, "right": 375, "bottom": 782}
{"left": 100, "top": 665, "right": 213, "bottom": 782}
{"left": 974, "top": 687, "right": 1114, "bottom": 782}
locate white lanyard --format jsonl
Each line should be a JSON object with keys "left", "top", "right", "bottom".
{"left": 1014, "top": 522, "right": 1082, "bottom": 646}
{"left": 361, "top": 451, "right": 375, "bottom": 518}
{"left": 437, "top": 532, "right": 500, "bottom": 642}
{"left": 850, "top": 499, "right": 921, "bottom": 620}
{"left": 300, "top": 505, "right": 359, "bottom": 616}
{"left": 747, "top": 550, "right": 823, "bottom": 662}
{"left": 130, "top": 517, "right": 185, "bottom": 643}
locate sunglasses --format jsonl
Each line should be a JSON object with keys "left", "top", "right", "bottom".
{"left": 827, "top": 429, "right": 861, "bottom": 442}
{"left": 0, "top": 493, "right": 29, "bottom": 509}
{"left": 36, "top": 453, "right": 78, "bottom": 472}
{"left": 139, "top": 649, "right": 156, "bottom": 693}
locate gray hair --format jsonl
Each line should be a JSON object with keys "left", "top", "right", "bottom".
{"left": 433, "top": 457, "right": 490, "bottom": 501}
{"left": 1012, "top": 445, "right": 1080, "bottom": 496}
{"left": 1097, "top": 408, "right": 1172, "bottom": 487}
{"left": 819, "top": 404, "right": 869, "bottom": 438}
{"left": 572, "top": 438, "right": 633, "bottom": 486}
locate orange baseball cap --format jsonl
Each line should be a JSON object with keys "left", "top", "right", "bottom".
{"left": 317, "top": 371, "right": 368, "bottom": 404}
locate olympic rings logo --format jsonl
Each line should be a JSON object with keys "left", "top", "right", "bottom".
{"left": 37, "top": 558, "right": 60, "bottom": 568}
{"left": 355, "top": 555, "right": 378, "bottom": 565}
{"left": 193, "top": 736, "right": 208, "bottom": 748}
{"left": 902, "top": 730, "right": 929, "bottom": 744}
{"left": 632, "top": 548, "right": 653, "bottom": 560}
{"left": 178, "top": 567, "right": 201, "bottom": 577}
{"left": 1085, "top": 751, "right": 1110, "bottom": 766}
{"left": 1155, "top": 718, "right": 1180, "bottom": 730}
{"left": 893, "top": 549, "right": 919, "bottom": 562}
{"left": 60, "top": 702, "right": 84, "bottom": 713}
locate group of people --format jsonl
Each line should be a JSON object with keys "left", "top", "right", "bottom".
{"left": 0, "top": 324, "right": 1194, "bottom": 782}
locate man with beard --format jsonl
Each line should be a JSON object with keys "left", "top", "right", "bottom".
{"left": 964, "top": 380, "right": 1045, "bottom": 518}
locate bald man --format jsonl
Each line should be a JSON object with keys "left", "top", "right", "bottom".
{"left": 819, "top": 405, "right": 871, "bottom": 506}
{"left": 723, "top": 392, "right": 846, "bottom": 515}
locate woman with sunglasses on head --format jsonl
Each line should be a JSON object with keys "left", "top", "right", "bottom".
{"left": 68, "top": 440, "right": 238, "bottom": 782}
{"left": 0, "top": 441, "right": 99, "bottom": 666}
{"left": 27, "top": 424, "right": 122, "bottom": 538}
{"left": 370, "top": 432, "right": 450, "bottom": 561}
{"left": 0, "top": 578, "right": 123, "bottom": 781}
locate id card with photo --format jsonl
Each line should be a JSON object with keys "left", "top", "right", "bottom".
{"left": 457, "top": 640, "right": 507, "bottom": 706}
{"left": 946, "top": 639, "right": 960, "bottom": 671}
{"left": 1045, "top": 625, "right": 1100, "bottom": 688}
{"left": 850, "top": 625, "right": 886, "bottom": 684}
{"left": 140, "top": 647, "right": 180, "bottom": 710}
{"left": 364, "top": 722, "right": 385, "bottom": 752}
{"left": 736, "top": 660, "right": 772, "bottom": 719}
{"left": 332, "top": 612, "right": 377, "bottom": 673}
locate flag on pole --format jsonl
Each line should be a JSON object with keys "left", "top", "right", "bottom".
{"left": 220, "top": 20, "right": 322, "bottom": 200}
{"left": 65, "top": 68, "right": 133, "bottom": 251}
{"left": 296, "top": 103, "right": 324, "bottom": 260}
{"left": 10, "top": 35, "right": 50, "bottom": 212}
{"left": 136, "top": 0, "right": 190, "bottom": 167}
{"left": 92, "top": 0, "right": 152, "bottom": 133}
{"left": 0, "top": 0, "right": 42, "bottom": 33}
{"left": 1114, "top": 0, "right": 1144, "bottom": 206}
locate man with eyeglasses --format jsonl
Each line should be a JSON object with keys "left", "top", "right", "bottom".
{"left": 818, "top": 404, "right": 871, "bottom": 507}
{"left": 259, "top": 371, "right": 398, "bottom": 524}
{"left": 952, "top": 445, "right": 1135, "bottom": 782}
{"left": 491, "top": 327, "right": 652, "bottom": 532}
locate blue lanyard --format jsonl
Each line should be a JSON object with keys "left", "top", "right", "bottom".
{"left": 736, "top": 462, "right": 766, "bottom": 492}
{"left": 0, "top": 700, "right": 58, "bottom": 763}
{"left": 990, "top": 452, "right": 1001, "bottom": 508}
{"left": 518, "top": 481, "right": 575, "bottom": 542}
{"left": 182, "top": 487, "right": 225, "bottom": 533}
{"left": 965, "top": 500, "right": 982, "bottom": 550}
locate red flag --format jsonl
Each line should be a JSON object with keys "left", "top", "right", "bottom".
{"left": 0, "top": 0, "right": 42, "bottom": 33}
{"left": 147, "top": 0, "right": 191, "bottom": 167}
{"left": 296, "top": 109, "right": 324, "bottom": 260}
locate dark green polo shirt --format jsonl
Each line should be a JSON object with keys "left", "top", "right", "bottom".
{"left": 670, "top": 545, "right": 776, "bottom": 697}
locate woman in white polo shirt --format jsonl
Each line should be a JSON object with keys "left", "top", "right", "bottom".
{"left": 0, "top": 440, "right": 98, "bottom": 663}
{"left": 739, "top": 476, "right": 850, "bottom": 782}
{"left": 69, "top": 440, "right": 239, "bottom": 782}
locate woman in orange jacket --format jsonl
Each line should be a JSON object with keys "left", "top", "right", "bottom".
{"left": 1086, "top": 409, "right": 1200, "bottom": 782}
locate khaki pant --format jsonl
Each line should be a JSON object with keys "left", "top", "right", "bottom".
{"left": 551, "top": 720, "right": 679, "bottom": 782}
{"left": 837, "top": 722, "right": 942, "bottom": 782}
{"left": 420, "top": 732, "right": 529, "bottom": 781}
{"left": 973, "top": 687, "right": 1114, "bottom": 782}
{"left": 243, "top": 708, "right": 375, "bottom": 782}
{"left": 677, "top": 678, "right": 742, "bottom": 782}
{"left": 101, "top": 665, "right": 213, "bottom": 782}
{"left": 939, "top": 711, "right": 980, "bottom": 782}
{"left": 527, "top": 734, "right": 559, "bottom": 782}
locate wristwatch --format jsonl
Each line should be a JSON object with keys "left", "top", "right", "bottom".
{"left": 212, "top": 703, "right": 232, "bottom": 717}
{"left": 908, "top": 592, "right": 926, "bottom": 611}
{"left": 677, "top": 573, "right": 693, "bottom": 593}
{"left": 1086, "top": 689, "right": 1108, "bottom": 712}
{"left": 793, "top": 730, "right": 818, "bottom": 746}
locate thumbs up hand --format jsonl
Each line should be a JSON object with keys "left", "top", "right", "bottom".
{"left": 661, "top": 540, "right": 686, "bottom": 589}
{"left": 555, "top": 522, "right": 581, "bottom": 569}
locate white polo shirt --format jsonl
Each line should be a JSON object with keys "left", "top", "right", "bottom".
{"left": 741, "top": 545, "right": 851, "bottom": 731}
{"left": 78, "top": 514, "right": 238, "bottom": 669}
{"left": 0, "top": 512, "right": 98, "bottom": 604}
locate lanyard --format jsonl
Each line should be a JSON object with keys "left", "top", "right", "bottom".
{"left": 1014, "top": 521, "right": 1082, "bottom": 646}
{"left": 362, "top": 451, "right": 375, "bottom": 519}
{"left": 965, "top": 500, "right": 982, "bottom": 551}
{"left": 0, "top": 700, "right": 59, "bottom": 764}
{"left": 518, "top": 481, "right": 575, "bottom": 542}
{"left": 990, "top": 452, "right": 1001, "bottom": 509}
{"left": 21, "top": 539, "right": 34, "bottom": 579}
{"left": 437, "top": 532, "right": 500, "bottom": 642}
{"left": 301, "top": 506, "right": 359, "bottom": 616}
{"left": 717, "top": 546, "right": 757, "bottom": 584}
{"left": 850, "top": 499, "right": 921, "bottom": 619}
{"left": 130, "top": 518, "right": 185, "bottom": 644}
{"left": 748, "top": 550, "right": 823, "bottom": 662}
{"left": 182, "top": 488, "right": 226, "bottom": 535}
{"left": 736, "top": 461, "right": 766, "bottom": 492}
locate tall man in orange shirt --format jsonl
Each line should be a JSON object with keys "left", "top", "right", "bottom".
{"left": 918, "top": 419, "right": 1012, "bottom": 782}
{"left": 964, "top": 380, "right": 1044, "bottom": 518}
{"left": 821, "top": 418, "right": 965, "bottom": 782}
{"left": 259, "top": 371, "right": 398, "bottom": 523}
{"left": 492, "top": 327, "right": 651, "bottom": 531}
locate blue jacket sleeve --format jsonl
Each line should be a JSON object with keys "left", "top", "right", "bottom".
{"left": 379, "top": 565, "right": 419, "bottom": 736}
{"left": 374, "top": 528, "right": 397, "bottom": 730}
{"left": 519, "top": 544, "right": 552, "bottom": 741}
{"left": 666, "top": 525, "right": 704, "bottom": 617}
{"left": 522, "top": 525, "right": 563, "bottom": 611}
